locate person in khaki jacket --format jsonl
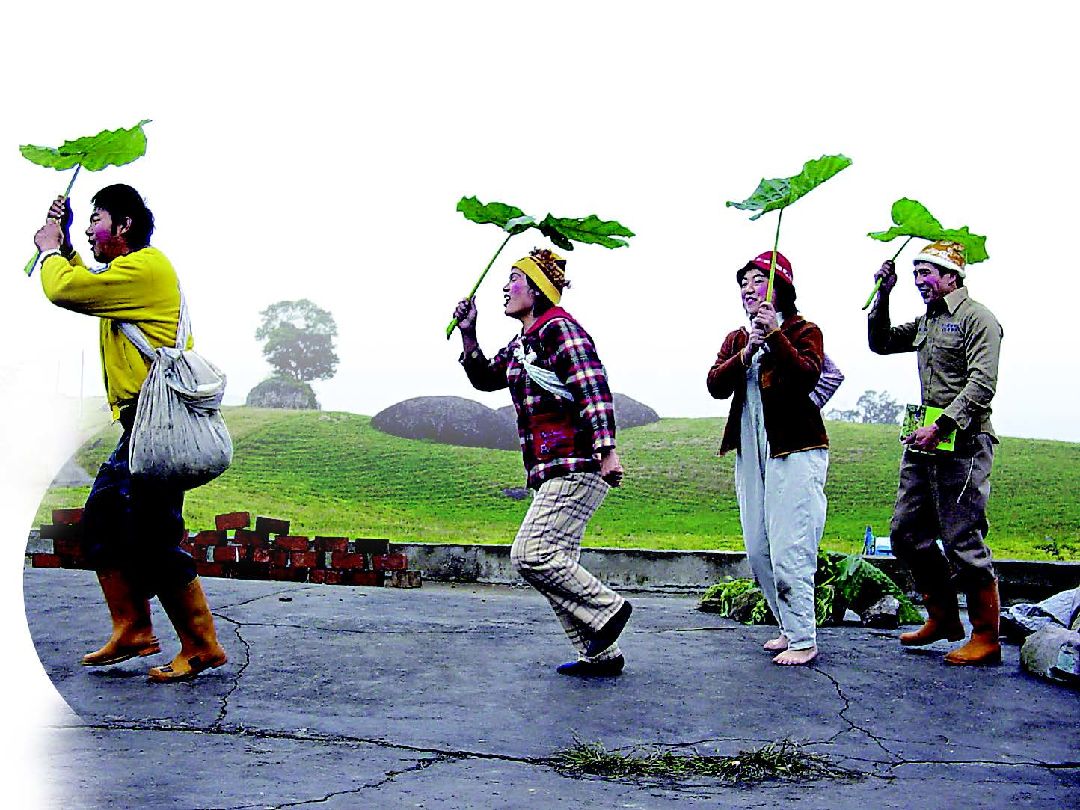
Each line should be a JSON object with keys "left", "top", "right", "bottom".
{"left": 868, "top": 241, "right": 1004, "bottom": 666}
{"left": 33, "top": 184, "right": 226, "bottom": 683}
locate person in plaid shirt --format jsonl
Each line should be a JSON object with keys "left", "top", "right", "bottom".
{"left": 452, "top": 248, "right": 632, "bottom": 677}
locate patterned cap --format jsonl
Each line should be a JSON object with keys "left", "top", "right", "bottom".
{"left": 914, "top": 241, "right": 966, "bottom": 278}
{"left": 737, "top": 251, "right": 794, "bottom": 287}
{"left": 513, "top": 248, "right": 568, "bottom": 305}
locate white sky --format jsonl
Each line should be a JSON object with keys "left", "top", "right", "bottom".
{"left": 2, "top": 2, "right": 1078, "bottom": 804}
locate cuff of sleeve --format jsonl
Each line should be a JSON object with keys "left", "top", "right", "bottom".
{"left": 458, "top": 348, "right": 482, "bottom": 367}
{"left": 934, "top": 414, "right": 959, "bottom": 434}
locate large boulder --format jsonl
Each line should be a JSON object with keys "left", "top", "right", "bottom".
{"left": 372, "top": 396, "right": 518, "bottom": 451}
{"left": 496, "top": 392, "right": 659, "bottom": 430}
{"left": 612, "top": 393, "right": 660, "bottom": 429}
{"left": 246, "top": 376, "right": 320, "bottom": 410}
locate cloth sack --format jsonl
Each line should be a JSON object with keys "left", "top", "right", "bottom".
{"left": 119, "top": 292, "right": 233, "bottom": 490}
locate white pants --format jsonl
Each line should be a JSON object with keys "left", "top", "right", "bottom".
{"left": 735, "top": 355, "right": 828, "bottom": 649}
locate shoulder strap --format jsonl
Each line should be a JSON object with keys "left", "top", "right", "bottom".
{"left": 118, "top": 285, "right": 191, "bottom": 360}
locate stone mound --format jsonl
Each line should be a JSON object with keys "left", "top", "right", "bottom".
{"left": 496, "top": 392, "right": 659, "bottom": 429}
{"left": 246, "top": 377, "right": 320, "bottom": 410}
{"left": 371, "top": 396, "right": 518, "bottom": 451}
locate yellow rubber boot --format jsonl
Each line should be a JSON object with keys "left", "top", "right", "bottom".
{"left": 945, "top": 579, "right": 1002, "bottom": 666}
{"left": 82, "top": 570, "right": 161, "bottom": 666}
{"left": 148, "top": 577, "right": 227, "bottom": 683}
{"left": 900, "top": 591, "right": 965, "bottom": 647}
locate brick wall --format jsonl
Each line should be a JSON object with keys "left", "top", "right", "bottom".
{"left": 27, "top": 509, "right": 422, "bottom": 589}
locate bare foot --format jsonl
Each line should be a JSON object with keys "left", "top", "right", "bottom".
{"left": 773, "top": 646, "right": 818, "bottom": 666}
{"left": 763, "top": 635, "right": 789, "bottom": 652}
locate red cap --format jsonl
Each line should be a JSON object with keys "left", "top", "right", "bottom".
{"left": 737, "top": 251, "right": 794, "bottom": 287}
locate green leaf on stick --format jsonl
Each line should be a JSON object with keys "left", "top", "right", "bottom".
{"left": 727, "top": 154, "right": 853, "bottom": 221}
{"left": 456, "top": 196, "right": 536, "bottom": 234}
{"left": 447, "top": 196, "right": 634, "bottom": 337}
{"left": 20, "top": 119, "right": 152, "bottom": 172}
{"left": 868, "top": 198, "right": 988, "bottom": 263}
{"left": 539, "top": 214, "right": 635, "bottom": 251}
{"left": 456, "top": 196, "right": 634, "bottom": 249}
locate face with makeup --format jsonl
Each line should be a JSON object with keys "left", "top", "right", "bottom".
{"left": 912, "top": 261, "right": 959, "bottom": 305}
{"left": 86, "top": 207, "right": 132, "bottom": 264}
{"left": 739, "top": 267, "right": 775, "bottom": 318}
{"left": 503, "top": 269, "right": 536, "bottom": 319}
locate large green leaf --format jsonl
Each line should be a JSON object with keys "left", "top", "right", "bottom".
{"left": 20, "top": 119, "right": 151, "bottom": 171}
{"left": 457, "top": 196, "right": 634, "bottom": 249}
{"left": 539, "top": 214, "right": 635, "bottom": 251}
{"left": 727, "top": 154, "right": 853, "bottom": 221}
{"left": 868, "top": 198, "right": 988, "bottom": 263}
{"left": 456, "top": 196, "right": 536, "bottom": 234}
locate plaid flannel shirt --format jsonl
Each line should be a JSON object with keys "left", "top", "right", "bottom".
{"left": 460, "top": 306, "right": 616, "bottom": 489}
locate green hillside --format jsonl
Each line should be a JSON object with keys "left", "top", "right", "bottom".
{"left": 36, "top": 407, "right": 1079, "bottom": 560}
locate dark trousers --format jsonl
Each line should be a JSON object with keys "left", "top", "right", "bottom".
{"left": 81, "top": 411, "right": 195, "bottom": 599}
{"left": 889, "top": 433, "right": 996, "bottom": 593}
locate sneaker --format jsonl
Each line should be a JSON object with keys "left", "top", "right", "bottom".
{"left": 556, "top": 655, "right": 626, "bottom": 677}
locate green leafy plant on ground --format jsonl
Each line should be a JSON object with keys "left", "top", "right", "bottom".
{"left": 700, "top": 552, "right": 923, "bottom": 626}
{"left": 552, "top": 739, "right": 860, "bottom": 784}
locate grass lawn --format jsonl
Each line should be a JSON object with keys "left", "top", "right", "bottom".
{"left": 34, "top": 408, "right": 1080, "bottom": 561}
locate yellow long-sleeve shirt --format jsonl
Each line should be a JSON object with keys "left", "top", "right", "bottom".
{"left": 40, "top": 247, "right": 190, "bottom": 418}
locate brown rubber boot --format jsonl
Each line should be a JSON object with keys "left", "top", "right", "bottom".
{"left": 945, "top": 579, "right": 1002, "bottom": 666}
{"left": 900, "top": 591, "right": 966, "bottom": 647}
{"left": 148, "top": 577, "right": 227, "bottom": 683}
{"left": 81, "top": 570, "right": 161, "bottom": 666}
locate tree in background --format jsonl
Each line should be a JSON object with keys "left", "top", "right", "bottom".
{"left": 247, "top": 299, "right": 338, "bottom": 410}
{"left": 256, "top": 299, "right": 339, "bottom": 383}
{"left": 826, "top": 390, "right": 902, "bottom": 425}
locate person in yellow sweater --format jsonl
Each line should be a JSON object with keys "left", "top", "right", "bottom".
{"left": 33, "top": 184, "right": 227, "bottom": 683}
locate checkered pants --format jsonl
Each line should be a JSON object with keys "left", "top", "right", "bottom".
{"left": 511, "top": 472, "right": 626, "bottom": 662}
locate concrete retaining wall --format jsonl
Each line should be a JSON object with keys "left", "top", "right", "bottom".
{"left": 25, "top": 533, "right": 1080, "bottom": 601}
{"left": 389, "top": 542, "right": 1080, "bottom": 602}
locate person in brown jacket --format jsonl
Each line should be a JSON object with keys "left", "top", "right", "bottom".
{"left": 707, "top": 251, "right": 828, "bottom": 666}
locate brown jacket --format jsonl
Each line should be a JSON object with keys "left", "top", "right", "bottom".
{"left": 707, "top": 315, "right": 829, "bottom": 457}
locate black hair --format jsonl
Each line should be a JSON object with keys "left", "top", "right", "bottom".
{"left": 525, "top": 277, "right": 557, "bottom": 316}
{"left": 91, "top": 184, "right": 155, "bottom": 250}
{"left": 772, "top": 277, "right": 798, "bottom": 318}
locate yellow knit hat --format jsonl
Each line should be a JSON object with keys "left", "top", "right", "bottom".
{"left": 512, "top": 248, "right": 568, "bottom": 304}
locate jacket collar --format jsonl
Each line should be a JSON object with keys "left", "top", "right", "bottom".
{"left": 524, "top": 306, "right": 572, "bottom": 336}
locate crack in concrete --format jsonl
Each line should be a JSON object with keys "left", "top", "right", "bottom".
{"left": 659, "top": 626, "right": 744, "bottom": 633}
{"left": 216, "top": 589, "right": 311, "bottom": 611}
{"left": 56, "top": 719, "right": 554, "bottom": 767}
{"left": 213, "top": 753, "right": 454, "bottom": 810}
{"left": 210, "top": 612, "right": 253, "bottom": 728}
{"left": 808, "top": 665, "right": 1080, "bottom": 776}
{"left": 887, "top": 759, "right": 1080, "bottom": 772}
{"left": 811, "top": 665, "right": 900, "bottom": 760}
{"left": 209, "top": 618, "right": 523, "bottom": 637}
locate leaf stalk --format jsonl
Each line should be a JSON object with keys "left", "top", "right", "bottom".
{"left": 23, "top": 164, "right": 82, "bottom": 277}
{"left": 445, "top": 231, "right": 515, "bottom": 339}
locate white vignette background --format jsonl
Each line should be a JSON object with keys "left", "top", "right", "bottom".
{"left": 2, "top": 2, "right": 1078, "bottom": 805}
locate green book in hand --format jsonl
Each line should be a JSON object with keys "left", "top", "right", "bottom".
{"left": 901, "top": 404, "right": 956, "bottom": 452}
